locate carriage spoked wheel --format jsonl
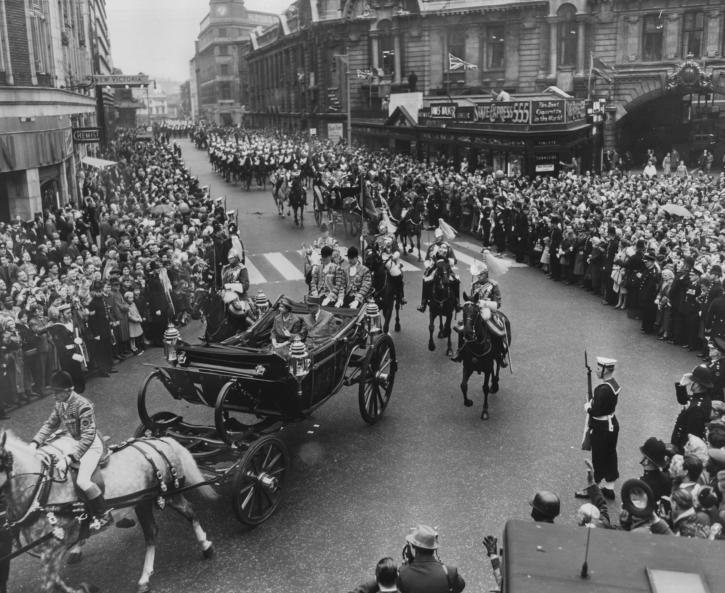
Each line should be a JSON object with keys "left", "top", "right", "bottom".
{"left": 136, "top": 370, "right": 185, "bottom": 437}
{"left": 232, "top": 435, "right": 289, "bottom": 526}
{"left": 358, "top": 334, "right": 397, "bottom": 424}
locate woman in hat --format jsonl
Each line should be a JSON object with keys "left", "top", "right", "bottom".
{"left": 271, "top": 296, "right": 306, "bottom": 355}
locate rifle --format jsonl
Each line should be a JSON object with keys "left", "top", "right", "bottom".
{"left": 581, "top": 350, "right": 593, "bottom": 450}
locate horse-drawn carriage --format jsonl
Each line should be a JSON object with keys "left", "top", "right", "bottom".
{"left": 137, "top": 297, "right": 397, "bottom": 525}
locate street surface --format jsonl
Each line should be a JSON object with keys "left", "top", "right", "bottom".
{"left": 7, "top": 140, "right": 704, "bottom": 593}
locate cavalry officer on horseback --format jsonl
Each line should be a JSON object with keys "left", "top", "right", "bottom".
{"left": 310, "top": 245, "right": 343, "bottom": 306}
{"left": 334, "top": 246, "right": 373, "bottom": 309}
{"left": 418, "top": 228, "right": 460, "bottom": 313}
{"left": 451, "top": 261, "right": 508, "bottom": 367}
{"left": 374, "top": 219, "right": 406, "bottom": 305}
{"left": 30, "top": 370, "right": 112, "bottom": 531}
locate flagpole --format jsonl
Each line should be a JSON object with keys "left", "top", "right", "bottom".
{"left": 587, "top": 52, "right": 593, "bottom": 101}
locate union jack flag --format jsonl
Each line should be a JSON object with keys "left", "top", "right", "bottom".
{"left": 448, "top": 52, "right": 478, "bottom": 71}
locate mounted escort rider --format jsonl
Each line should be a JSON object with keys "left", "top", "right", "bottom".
{"left": 451, "top": 260, "right": 508, "bottom": 367}
{"left": 418, "top": 227, "right": 460, "bottom": 313}
{"left": 373, "top": 219, "right": 406, "bottom": 305}
{"left": 30, "top": 370, "right": 112, "bottom": 531}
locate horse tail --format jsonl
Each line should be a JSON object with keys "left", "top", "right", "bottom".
{"left": 163, "top": 438, "right": 219, "bottom": 501}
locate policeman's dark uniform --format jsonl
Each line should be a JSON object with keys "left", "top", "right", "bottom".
{"left": 707, "top": 356, "right": 725, "bottom": 402}
{"left": 587, "top": 365, "right": 620, "bottom": 489}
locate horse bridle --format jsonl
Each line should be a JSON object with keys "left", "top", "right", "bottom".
{"left": 459, "top": 304, "right": 488, "bottom": 356}
{"left": 0, "top": 447, "right": 55, "bottom": 530}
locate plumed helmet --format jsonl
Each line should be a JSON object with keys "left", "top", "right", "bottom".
{"left": 434, "top": 228, "right": 444, "bottom": 239}
{"left": 530, "top": 491, "right": 560, "bottom": 519}
{"left": 50, "top": 370, "right": 74, "bottom": 391}
{"left": 228, "top": 248, "right": 241, "bottom": 261}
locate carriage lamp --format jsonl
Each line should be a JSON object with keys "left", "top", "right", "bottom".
{"left": 365, "top": 300, "right": 382, "bottom": 340}
{"left": 288, "top": 337, "right": 311, "bottom": 397}
{"left": 255, "top": 290, "right": 270, "bottom": 315}
{"left": 163, "top": 323, "right": 181, "bottom": 363}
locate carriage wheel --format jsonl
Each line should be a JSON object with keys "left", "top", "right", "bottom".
{"left": 134, "top": 411, "right": 180, "bottom": 439}
{"left": 232, "top": 435, "right": 289, "bottom": 526}
{"left": 214, "top": 380, "right": 270, "bottom": 446}
{"left": 137, "top": 371, "right": 183, "bottom": 435}
{"left": 358, "top": 334, "right": 397, "bottom": 424}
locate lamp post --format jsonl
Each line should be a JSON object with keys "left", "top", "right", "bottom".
{"left": 334, "top": 53, "right": 352, "bottom": 146}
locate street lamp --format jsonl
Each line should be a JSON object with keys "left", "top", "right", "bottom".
{"left": 334, "top": 53, "right": 352, "bottom": 145}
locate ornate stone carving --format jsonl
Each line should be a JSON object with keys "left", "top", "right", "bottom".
{"left": 665, "top": 58, "right": 713, "bottom": 93}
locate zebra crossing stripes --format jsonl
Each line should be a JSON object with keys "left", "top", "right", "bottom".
{"left": 263, "top": 252, "right": 305, "bottom": 281}
{"left": 244, "top": 257, "right": 266, "bottom": 285}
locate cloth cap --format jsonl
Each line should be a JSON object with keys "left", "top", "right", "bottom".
{"left": 596, "top": 357, "right": 616, "bottom": 368}
{"left": 405, "top": 525, "right": 438, "bottom": 550}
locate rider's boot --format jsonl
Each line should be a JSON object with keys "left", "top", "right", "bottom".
{"left": 87, "top": 493, "right": 113, "bottom": 531}
{"left": 417, "top": 281, "right": 428, "bottom": 312}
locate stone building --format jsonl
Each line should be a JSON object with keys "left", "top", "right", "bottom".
{"left": 245, "top": 0, "right": 725, "bottom": 176}
{"left": 190, "top": 0, "right": 277, "bottom": 125}
{"left": 0, "top": 0, "right": 113, "bottom": 221}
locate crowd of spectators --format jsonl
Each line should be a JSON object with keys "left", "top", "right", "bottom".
{"left": 0, "top": 125, "right": 236, "bottom": 418}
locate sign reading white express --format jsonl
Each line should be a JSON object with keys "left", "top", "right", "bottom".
{"left": 422, "top": 99, "right": 586, "bottom": 125}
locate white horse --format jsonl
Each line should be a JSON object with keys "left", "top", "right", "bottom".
{"left": 0, "top": 431, "right": 216, "bottom": 593}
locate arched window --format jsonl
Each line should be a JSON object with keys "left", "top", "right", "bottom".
{"left": 377, "top": 20, "right": 397, "bottom": 77}
{"left": 557, "top": 4, "right": 577, "bottom": 67}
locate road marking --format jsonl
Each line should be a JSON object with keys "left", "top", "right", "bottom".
{"left": 244, "top": 257, "right": 266, "bottom": 285}
{"left": 264, "top": 252, "right": 305, "bottom": 281}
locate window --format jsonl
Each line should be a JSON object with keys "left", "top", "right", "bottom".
{"left": 30, "top": 2, "right": 51, "bottom": 76}
{"left": 220, "top": 63, "right": 230, "bottom": 76}
{"left": 218, "top": 45, "right": 228, "bottom": 56}
{"left": 642, "top": 14, "right": 663, "bottom": 61}
{"left": 376, "top": 21, "right": 399, "bottom": 77}
{"left": 557, "top": 4, "right": 577, "bottom": 67}
{"left": 218, "top": 28, "right": 227, "bottom": 37}
{"left": 219, "top": 81, "right": 231, "bottom": 100}
{"left": 682, "top": 11, "right": 704, "bottom": 57}
{"left": 485, "top": 23, "right": 505, "bottom": 70}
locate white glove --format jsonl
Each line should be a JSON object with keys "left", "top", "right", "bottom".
{"left": 72, "top": 353, "right": 83, "bottom": 363}
{"left": 321, "top": 296, "right": 332, "bottom": 307}
{"left": 30, "top": 442, "right": 38, "bottom": 450}
{"left": 350, "top": 300, "right": 359, "bottom": 309}
{"left": 335, "top": 300, "right": 343, "bottom": 308}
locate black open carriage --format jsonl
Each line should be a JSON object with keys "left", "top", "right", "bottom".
{"left": 136, "top": 298, "right": 397, "bottom": 525}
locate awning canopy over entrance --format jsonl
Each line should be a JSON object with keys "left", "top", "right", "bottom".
{"left": 81, "top": 156, "right": 117, "bottom": 169}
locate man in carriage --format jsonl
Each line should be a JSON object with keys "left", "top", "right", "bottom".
{"left": 417, "top": 227, "right": 460, "bottom": 313}
{"left": 309, "top": 245, "right": 343, "bottom": 306}
{"left": 450, "top": 261, "right": 508, "bottom": 367}
{"left": 333, "top": 246, "right": 373, "bottom": 309}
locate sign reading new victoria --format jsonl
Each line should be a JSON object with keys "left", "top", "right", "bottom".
{"left": 88, "top": 74, "right": 150, "bottom": 87}
{"left": 419, "top": 98, "right": 586, "bottom": 127}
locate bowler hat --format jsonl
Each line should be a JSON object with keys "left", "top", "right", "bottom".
{"left": 406, "top": 525, "right": 438, "bottom": 550}
{"left": 640, "top": 437, "right": 668, "bottom": 469}
{"left": 50, "top": 370, "right": 73, "bottom": 391}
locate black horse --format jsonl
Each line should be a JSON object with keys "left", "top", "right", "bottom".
{"left": 456, "top": 299, "right": 512, "bottom": 420}
{"left": 399, "top": 196, "right": 425, "bottom": 261}
{"left": 288, "top": 176, "right": 306, "bottom": 227}
{"left": 427, "top": 259, "right": 456, "bottom": 356}
{"left": 364, "top": 247, "right": 401, "bottom": 334}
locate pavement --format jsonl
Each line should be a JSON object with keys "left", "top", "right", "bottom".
{"left": 5, "top": 139, "right": 710, "bottom": 593}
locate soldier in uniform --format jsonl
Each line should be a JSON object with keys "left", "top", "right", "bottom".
{"left": 334, "top": 246, "right": 372, "bottom": 309}
{"left": 417, "top": 228, "right": 459, "bottom": 313}
{"left": 31, "top": 370, "right": 112, "bottom": 531}
{"left": 309, "top": 245, "right": 342, "bottom": 305}
{"left": 221, "top": 248, "right": 250, "bottom": 298}
{"left": 87, "top": 280, "right": 115, "bottom": 376}
{"left": 575, "top": 357, "right": 620, "bottom": 501}
{"left": 705, "top": 336, "right": 725, "bottom": 401}
{"left": 48, "top": 303, "right": 86, "bottom": 393}
{"left": 374, "top": 220, "right": 406, "bottom": 305}
{"left": 671, "top": 365, "right": 713, "bottom": 450}
{"left": 451, "top": 261, "right": 507, "bottom": 366}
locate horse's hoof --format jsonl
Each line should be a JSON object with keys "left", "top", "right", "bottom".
{"left": 464, "top": 399, "right": 473, "bottom": 407}
{"left": 481, "top": 411, "right": 489, "bottom": 420}
{"left": 491, "top": 383, "right": 499, "bottom": 394}
{"left": 394, "top": 323, "right": 401, "bottom": 332}
{"left": 202, "top": 543, "right": 215, "bottom": 559}
{"left": 67, "top": 550, "right": 83, "bottom": 565}
{"left": 437, "top": 331, "right": 444, "bottom": 339}
{"left": 428, "top": 343, "right": 435, "bottom": 351}
{"left": 136, "top": 583, "right": 151, "bottom": 593}
{"left": 446, "top": 349, "right": 453, "bottom": 357}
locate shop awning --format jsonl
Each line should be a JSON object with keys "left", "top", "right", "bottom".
{"left": 81, "top": 156, "right": 117, "bottom": 169}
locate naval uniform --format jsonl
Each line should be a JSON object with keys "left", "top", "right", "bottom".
{"left": 587, "top": 378, "right": 620, "bottom": 484}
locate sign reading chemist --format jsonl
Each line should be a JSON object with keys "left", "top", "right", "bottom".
{"left": 72, "top": 127, "right": 100, "bottom": 143}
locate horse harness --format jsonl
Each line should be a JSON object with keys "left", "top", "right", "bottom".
{"left": 0, "top": 438, "right": 188, "bottom": 561}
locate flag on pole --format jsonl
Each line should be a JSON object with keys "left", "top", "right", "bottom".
{"left": 591, "top": 54, "right": 614, "bottom": 82}
{"left": 448, "top": 53, "right": 478, "bottom": 71}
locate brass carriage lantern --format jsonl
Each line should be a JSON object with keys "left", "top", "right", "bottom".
{"left": 288, "top": 337, "right": 311, "bottom": 397}
{"left": 163, "top": 323, "right": 181, "bottom": 363}
{"left": 365, "top": 300, "right": 382, "bottom": 341}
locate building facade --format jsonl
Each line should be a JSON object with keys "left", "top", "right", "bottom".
{"left": 190, "top": 0, "right": 277, "bottom": 125}
{"left": 245, "top": 0, "right": 725, "bottom": 175}
{"left": 0, "top": 0, "right": 115, "bottom": 221}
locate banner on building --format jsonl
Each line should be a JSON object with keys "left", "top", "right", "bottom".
{"left": 72, "top": 127, "right": 101, "bottom": 143}
{"left": 420, "top": 98, "right": 588, "bottom": 126}
{"left": 327, "top": 123, "right": 343, "bottom": 143}
{"left": 327, "top": 87, "right": 342, "bottom": 112}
